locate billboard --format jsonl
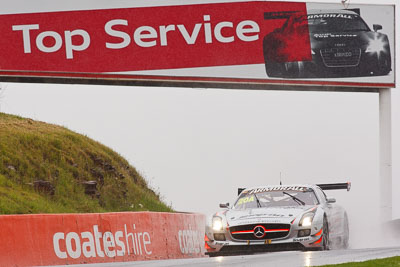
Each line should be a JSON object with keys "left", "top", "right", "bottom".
{"left": 0, "top": 1, "right": 395, "bottom": 91}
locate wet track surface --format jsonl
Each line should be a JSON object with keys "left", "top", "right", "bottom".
{"left": 53, "top": 247, "right": 400, "bottom": 267}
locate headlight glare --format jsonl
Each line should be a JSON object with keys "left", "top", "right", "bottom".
{"left": 301, "top": 216, "right": 313, "bottom": 227}
{"left": 366, "top": 37, "right": 385, "bottom": 53}
{"left": 212, "top": 216, "right": 223, "bottom": 231}
{"left": 299, "top": 212, "right": 315, "bottom": 227}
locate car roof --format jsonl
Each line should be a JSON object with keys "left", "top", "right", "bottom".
{"left": 307, "top": 9, "right": 359, "bottom": 15}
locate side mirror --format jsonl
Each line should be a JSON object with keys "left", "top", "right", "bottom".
{"left": 219, "top": 203, "right": 229, "bottom": 208}
{"left": 238, "top": 188, "right": 246, "bottom": 195}
{"left": 327, "top": 198, "right": 336, "bottom": 204}
{"left": 373, "top": 24, "right": 383, "bottom": 32}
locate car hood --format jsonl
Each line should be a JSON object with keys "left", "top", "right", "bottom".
{"left": 225, "top": 205, "right": 315, "bottom": 226}
{"left": 310, "top": 31, "right": 378, "bottom": 49}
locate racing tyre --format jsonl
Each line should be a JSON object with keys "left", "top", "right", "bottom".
{"left": 377, "top": 53, "right": 391, "bottom": 76}
{"left": 322, "top": 216, "right": 330, "bottom": 250}
{"left": 265, "top": 61, "right": 282, "bottom": 77}
{"left": 282, "top": 62, "right": 300, "bottom": 78}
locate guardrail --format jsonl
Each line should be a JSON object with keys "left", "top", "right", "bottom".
{"left": 0, "top": 212, "right": 205, "bottom": 266}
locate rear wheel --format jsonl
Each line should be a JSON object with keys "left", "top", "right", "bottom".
{"left": 342, "top": 214, "right": 349, "bottom": 249}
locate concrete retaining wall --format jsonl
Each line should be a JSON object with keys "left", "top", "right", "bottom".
{"left": 0, "top": 212, "right": 205, "bottom": 266}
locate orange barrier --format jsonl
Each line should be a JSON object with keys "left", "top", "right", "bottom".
{"left": 0, "top": 212, "right": 205, "bottom": 266}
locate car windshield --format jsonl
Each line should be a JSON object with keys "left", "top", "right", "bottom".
{"left": 307, "top": 14, "right": 370, "bottom": 33}
{"left": 233, "top": 189, "right": 319, "bottom": 210}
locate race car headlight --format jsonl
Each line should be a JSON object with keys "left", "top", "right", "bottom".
{"left": 299, "top": 212, "right": 315, "bottom": 227}
{"left": 366, "top": 37, "right": 386, "bottom": 53}
{"left": 212, "top": 216, "right": 223, "bottom": 231}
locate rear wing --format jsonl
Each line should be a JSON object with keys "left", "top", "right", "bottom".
{"left": 238, "top": 182, "right": 351, "bottom": 195}
{"left": 316, "top": 182, "right": 351, "bottom": 191}
{"left": 345, "top": 8, "right": 360, "bottom": 15}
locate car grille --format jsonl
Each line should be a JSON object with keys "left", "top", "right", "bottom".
{"left": 230, "top": 223, "right": 290, "bottom": 241}
{"left": 320, "top": 48, "right": 361, "bottom": 67}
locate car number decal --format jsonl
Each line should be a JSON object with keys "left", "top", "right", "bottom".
{"left": 237, "top": 196, "right": 255, "bottom": 205}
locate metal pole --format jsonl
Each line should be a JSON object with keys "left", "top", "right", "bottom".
{"left": 379, "top": 88, "right": 392, "bottom": 222}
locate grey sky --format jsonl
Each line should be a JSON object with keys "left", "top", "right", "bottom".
{"left": 0, "top": 0, "right": 399, "bottom": 249}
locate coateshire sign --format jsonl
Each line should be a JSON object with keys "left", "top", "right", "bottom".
{"left": 0, "top": 1, "right": 395, "bottom": 91}
{"left": 0, "top": 212, "right": 205, "bottom": 266}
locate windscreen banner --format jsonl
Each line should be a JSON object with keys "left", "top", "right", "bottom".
{"left": 0, "top": 1, "right": 395, "bottom": 90}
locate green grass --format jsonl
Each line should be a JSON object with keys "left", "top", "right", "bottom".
{"left": 316, "top": 256, "right": 400, "bottom": 267}
{"left": 0, "top": 112, "right": 172, "bottom": 214}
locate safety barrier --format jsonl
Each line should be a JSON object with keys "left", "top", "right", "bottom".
{"left": 0, "top": 212, "right": 205, "bottom": 266}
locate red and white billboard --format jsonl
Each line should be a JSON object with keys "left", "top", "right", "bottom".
{"left": 0, "top": 212, "right": 205, "bottom": 266}
{"left": 0, "top": 1, "right": 395, "bottom": 90}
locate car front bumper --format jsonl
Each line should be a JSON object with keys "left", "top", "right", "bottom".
{"left": 288, "top": 50, "right": 390, "bottom": 78}
{"left": 206, "top": 226, "right": 324, "bottom": 255}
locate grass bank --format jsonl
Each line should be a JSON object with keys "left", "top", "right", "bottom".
{"left": 0, "top": 112, "right": 172, "bottom": 214}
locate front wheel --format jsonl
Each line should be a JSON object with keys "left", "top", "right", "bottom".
{"left": 282, "top": 62, "right": 301, "bottom": 78}
{"left": 377, "top": 52, "right": 391, "bottom": 76}
{"left": 265, "top": 61, "right": 301, "bottom": 78}
{"left": 322, "top": 216, "right": 330, "bottom": 250}
{"left": 265, "top": 61, "right": 283, "bottom": 77}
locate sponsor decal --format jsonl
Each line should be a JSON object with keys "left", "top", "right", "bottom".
{"left": 334, "top": 51, "right": 352, "bottom": 58}
{"left": 293, "top": 237, "right": 311, "bottom": 242}
{"left": 308, "top": 14, "right": 355, "bottom": 20}
{"left": 0, "top": 212, "right": 205, "bottom": 266}
{"left": 178, "top": 229, "right": 203, "bottom": 255}
{"left": 236, "top": 196, "right": 255, "bottom": 206}
{"left": 53, "top": 224, "right": 152, "bottom": 259}
{"left": 248, "top": 186, "right": 308, "bottom": 194}
{"left": 215, "top": 241, "right": 229, "bottom": 245}
{"left": 313, "top": 33, "right": 357, "bottom": 38}
{"left": 11, "top": 16, "right": 259, "bottom": 60}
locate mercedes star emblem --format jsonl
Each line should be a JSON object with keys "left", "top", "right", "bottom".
{"left": 253, "top": 225, "right": 266, "bottom": 238}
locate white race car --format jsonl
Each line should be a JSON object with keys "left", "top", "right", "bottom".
{"left": 205, "top": 183, "right": 350, "bottom": 256}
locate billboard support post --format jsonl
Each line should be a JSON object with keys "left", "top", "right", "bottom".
{"left": 379, "top": 88, "right": 392, "bottom": 222}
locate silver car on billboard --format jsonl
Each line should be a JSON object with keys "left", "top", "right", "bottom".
{"left": 205, "top": 183, "right": 350, "bottom": 256}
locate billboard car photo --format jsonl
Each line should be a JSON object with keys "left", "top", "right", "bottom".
{"left": 205, "top": 183, "right": 351, "bottom": 256}
{"left": 263, "top": 9, "right": 392, "bottom": 78}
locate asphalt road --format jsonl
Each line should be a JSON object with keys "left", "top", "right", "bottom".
{"left": 53, "top": 247, "right": 400, "bottom": 267}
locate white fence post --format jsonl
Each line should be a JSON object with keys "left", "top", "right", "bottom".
{"left": 379, "top": 88, "right": 392, "bottom": 222}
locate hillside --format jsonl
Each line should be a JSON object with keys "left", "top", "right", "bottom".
{"left": 0, "top": 112, "right": 172, "bottom": 214}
